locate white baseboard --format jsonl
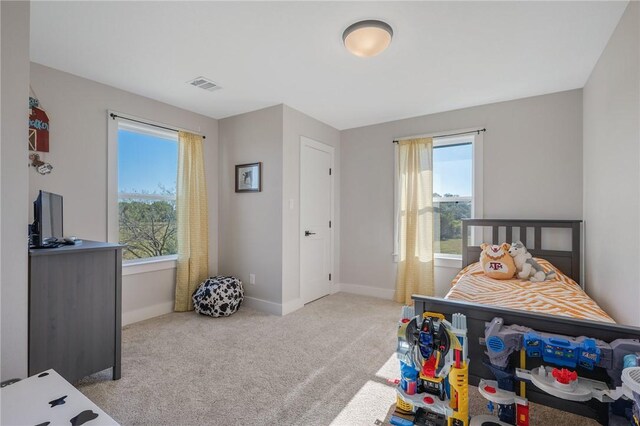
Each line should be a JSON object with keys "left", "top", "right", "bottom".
{"left": 338, "top": 283, "right": 395, "bottom": 300}
{"left": 122, "top": 296, "right": 301, "bottom": 324}
{"left": 242, "top": 296, "right": 283, "bottom": 316}
{"left": 122, "top": 301, "right": 174, "bottom": 326}
{"left": 243, "top": 295, "right": 304, "bottom": 316}
{"left": 281, "top": 298, "right": 304, "bottom": 315}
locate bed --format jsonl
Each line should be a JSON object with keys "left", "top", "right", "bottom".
{"left": 446, "top": 218, "right": 613, "bottom": 322}
{"left": 446, "top": 259, "right": 614, "bottom": 323}
{"left": 446, "top": 260, "right": 614, "bottom": 322}
{"left": 412, "top": 219, "right": 640, "bottom": 424}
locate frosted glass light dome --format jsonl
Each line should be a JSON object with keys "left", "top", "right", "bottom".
{"left": 343, "top": 20, "right": 393, "bottom": 57}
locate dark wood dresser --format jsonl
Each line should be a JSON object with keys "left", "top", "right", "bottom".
{"left": 28, "top": 240, "right": 124, "bottom": 383}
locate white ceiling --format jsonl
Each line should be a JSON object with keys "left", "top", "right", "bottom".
{"left": 30, "top": 1, "right": 628, "bottom": 130}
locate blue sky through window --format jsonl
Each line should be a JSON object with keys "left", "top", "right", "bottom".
{"left": 118, "top": 130, "right": 178, "bottom": 194}
{"left": 433, "top": 143, "right": 472, "bottom": 197}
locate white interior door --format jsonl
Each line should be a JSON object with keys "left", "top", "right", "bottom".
{"left": 300, "top": 137, "right": 333, "bottom": 304}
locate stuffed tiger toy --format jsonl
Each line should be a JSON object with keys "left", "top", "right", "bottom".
{"left": 480, "top": 243, "right": 516, "bottom": 280}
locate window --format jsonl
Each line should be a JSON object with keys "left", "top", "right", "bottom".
{"left": 117, "top": 121, "right": 178, "bottom": 261}
{"left": 393, "top": 131, "right": 482, "bottom": 262}
{"left": 433, "top": 138, "right": 473, "bottom": 256}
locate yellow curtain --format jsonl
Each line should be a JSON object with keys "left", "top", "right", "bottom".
{"left": 174, "top": 131, "right": 209, "bottom": 312}
{"left": 395, "top": 138, "right": 434, "bottom": 304}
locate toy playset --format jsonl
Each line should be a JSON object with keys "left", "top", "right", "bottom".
{"left": 394, "top": 306, "right": 469, "bottom": 426}
{"left": 391, "top": 308, "right": 640, "bottom": 426}
{"left": 480, "top": 317, "right": 640, "bottom": 425}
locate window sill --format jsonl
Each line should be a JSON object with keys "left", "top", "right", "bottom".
{"left": 122, "top": 255, "right": 178, "bottom": 276}
{"left": 434, "top": 254, "right": 462, "bottom": 269}
{"left": 391, "top": 253, "right": 463, "bottom": 269}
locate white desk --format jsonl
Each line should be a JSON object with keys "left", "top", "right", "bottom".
{"left": 1, "top": 369, "right": 119, "bottom": 426}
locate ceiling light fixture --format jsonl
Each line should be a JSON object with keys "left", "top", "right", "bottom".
{"left": 342, "top": 20, "right": 393, "bottom": 58}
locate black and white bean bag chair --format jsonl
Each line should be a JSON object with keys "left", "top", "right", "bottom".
{"left": 192, "top": 276, "right": 244, "bottom": 317}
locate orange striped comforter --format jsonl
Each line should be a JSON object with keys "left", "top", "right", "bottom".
{"left": 445, "top": 259, "right": 614, "bottom": 323}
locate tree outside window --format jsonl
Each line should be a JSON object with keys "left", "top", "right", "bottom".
{"left": 118, "top": 126, "right": 178, "bottom": 261}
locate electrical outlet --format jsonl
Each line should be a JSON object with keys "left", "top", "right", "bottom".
{"left": 249, "top": 274, "right": 256, "bottom": 285}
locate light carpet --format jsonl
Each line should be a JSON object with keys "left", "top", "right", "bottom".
{"left": 77, "top": 292, "right": 596, "bottom": 425}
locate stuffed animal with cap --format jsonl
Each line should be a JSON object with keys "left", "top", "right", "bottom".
{"left": 480, "top": 243, "right": 516, "bottom": 280}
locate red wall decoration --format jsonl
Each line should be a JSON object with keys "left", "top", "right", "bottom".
{"left": 28, "top": 97, "right": 49, "bottom": 152}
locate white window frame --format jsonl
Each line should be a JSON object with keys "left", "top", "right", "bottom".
{"left": 107, "top": 111, "right": 180, "bottom": 272}
{"left": 393, "top": 128, "right": 483, "bottom": 269}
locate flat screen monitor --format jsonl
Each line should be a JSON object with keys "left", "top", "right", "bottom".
{"left": 35, "top": 190, "right": 63, "bottom": 246}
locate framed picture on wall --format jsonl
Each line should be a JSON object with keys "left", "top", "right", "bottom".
{"left": 235, "top": 162, "right": 262, "bottom": 193}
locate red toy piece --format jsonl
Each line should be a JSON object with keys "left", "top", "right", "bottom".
{"left": 516, "top": 398, "right": 530, "bottom": 426}
{"left": 423, "top": 396, "right": 434, "bottom": 404}
{"left": 552, "top": 368, "right": 578, "bottom": 384}
{"left": 422, "top": 354, "right": 438, "bottom": 378}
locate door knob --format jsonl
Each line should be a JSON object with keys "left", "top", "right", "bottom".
{"left": 305, "top": 231, "right": 316, "bottom": 236}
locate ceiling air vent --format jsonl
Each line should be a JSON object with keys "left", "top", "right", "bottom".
{"left": 188, "top": 76, "right": 221, "bottom": 92}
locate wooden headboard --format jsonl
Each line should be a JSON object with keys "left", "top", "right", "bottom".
{"left": 462, "top": 219, "right": 582, "bottom": 285}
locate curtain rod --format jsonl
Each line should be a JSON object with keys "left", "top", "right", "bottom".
{"left": 392, "top": 128, "right": 485, "bottom": 144}
{"left": 109, "top": 113, "right": 206, "bottom": 139}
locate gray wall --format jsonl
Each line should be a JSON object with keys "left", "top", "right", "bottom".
{"left": 218, "top": 105, "right": 284, "bottom": 305}
{"left": 122, "top": 268, "right": 176, "bottom": 325}
{"left": 1, "top": 0, "right": 30, "bottom": 381}
{"left": 340, "top": 90, "right": 584, "bottom": 294}
{"left": 29, "top": 63, "right": 220, "bottom": 323}
{"left": 282, "top": 105, "right": 340, "bottom": 305}
{"left": 583, "top": 2, "right": 639, "bottom": 326}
